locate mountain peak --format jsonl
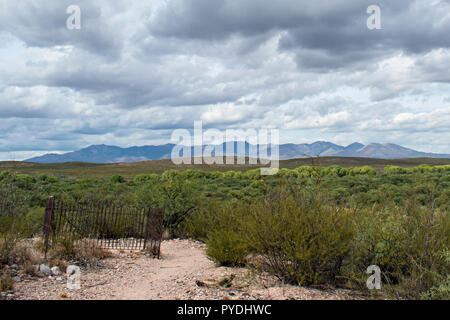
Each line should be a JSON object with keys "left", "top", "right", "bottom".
{"left": 344, "top": 142, "right": 364, "bottom": 150}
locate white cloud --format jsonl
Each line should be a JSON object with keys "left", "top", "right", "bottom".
{"left": 0, "top": 0, "right": 449, "bottom": 159}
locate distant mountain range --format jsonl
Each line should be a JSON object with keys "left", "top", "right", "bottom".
{"left": 25, "top": 141, "right": 450, "bottom": 163}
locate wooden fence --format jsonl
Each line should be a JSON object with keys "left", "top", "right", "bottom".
{"left": 43, "top": 197, "right": 164, "bottom": 257}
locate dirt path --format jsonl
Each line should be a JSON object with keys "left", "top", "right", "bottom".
{"left": 113, "top": 240, "right": 218, "bottom": 300}
{"left": 14, "top": 240, "right": 363, "bottom": 300}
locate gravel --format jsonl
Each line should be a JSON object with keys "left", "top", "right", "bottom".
{"left": 12, "top": 240, "right": 364, "bottom": 300}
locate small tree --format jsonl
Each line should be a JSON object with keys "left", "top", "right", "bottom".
{"left": 160, "top": 174, "right": 199, "bottom": 231}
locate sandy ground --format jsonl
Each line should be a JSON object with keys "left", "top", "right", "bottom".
{"left": 13, "top": 239, "right": 363, "bottom": 300}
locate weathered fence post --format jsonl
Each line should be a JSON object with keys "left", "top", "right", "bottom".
{"left": 143, "top": 207, "right": 152, "bottom": 251}
{"left": 155, "top": 207, "right": 164, "bottom": 258}
{"left": 144, "top": 207, "right": 164, "bottom": 258}
{"left": 43, "top": 196, "right": 55, "bottom": 259}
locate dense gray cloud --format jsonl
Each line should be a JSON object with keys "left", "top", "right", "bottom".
{"left": 0, "top": 0, "right": 449, "bottom": 159}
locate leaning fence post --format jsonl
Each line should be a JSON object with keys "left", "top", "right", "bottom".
{"left": 156, "top": 207, "right": 164, "bottom": 259}
{"left": 143, "top": 207, "right": 152, "bottom": 251}
{"left": 143, "top": 207, "right": 164, "bottom": 258}
{"left": 43, "top": 196, "right": 55, "bottom": 259}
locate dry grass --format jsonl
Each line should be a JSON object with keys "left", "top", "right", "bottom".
{"left": 47, "top": 237, "right": 112, "bottom": 267}
{"left": 48, "top": 258, "right": 68, "bottom": 273}
{"left": 0, "top": 272, "right": 13, "bottom": 291}
{"left": 11, "top": 241, "right": 41, "bottom": 266}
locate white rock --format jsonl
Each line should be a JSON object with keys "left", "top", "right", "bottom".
{"left": 39, "top": 264, "right": 51, "bottom": 275}
{"left": 51, "top": 266, "right": 62, "bottom": 276}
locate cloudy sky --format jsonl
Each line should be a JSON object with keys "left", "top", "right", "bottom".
{"left": 0, "top": 0, "right": 449, "bottom": 160}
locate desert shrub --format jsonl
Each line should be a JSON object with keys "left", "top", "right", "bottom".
{"left": 243, "top": 169, "right": 261, "bottom": 180}
{"left": 394, "top": 202, "right": 449, "bottom": 299}
{"left": 0, "top": 235, "right": 21, "bottom": 267}
{"left": 160, "top": 173, "right": 200, "bottom": 231}
{"left": 203, "top": 203, "right": 250, "bottom": 266}
{"left": 331, "top": 187, "right": 350, "bottom": 204}
{"left": 276, "top": 168, "right": 299, "bottom": 178}
{"left": 294, "top": 166, "right": 315, "bottom": 177}
{"left": 161, "top": 169, "right": 180, "bottom": 180}
{"left": 349, "top": 166, "right": 377, "bottom": 176}
{"left": 206, "top": 228, "right": 249, "bottom": 267}
{"left": 244, "top": 188, "right": 354, "bottom": 286}
{"left": 343, "top": 206, "right": 410, "bottom": 290}
{"left": 424, "top": 277, "right": 450, "bottom": 300}
{"left": 345, "top": 199, "right": 450, "bottom": 299}
{"left": 9, "top": 241, "right": 41, "bottom": 267}
{"left": 204, "top": 171, "right": 223, "bottom": 179}
{"left": 180, "top": 170, "right": 206, "bottom": 179}
{"left": 133, "top": 183, "right": 161, "bottom": 208}
{"left": 435, "top": 189, "right": 450, "bottom": 211}
{"left": 421, "top": 252, "right": 449, "bottom": 300}
{"left": 0, "top": 186, "right": 31, "bottom": 268}
{"left": 13, "top": 174, "right": 36, "bottom": 189}
{"left": 434, "top": 165, "right": 450, "bottom": 173}
{"left": 133, "top": 174, "right": 160, "bottom": 185}
{"left": 185, "top": 199, "right": 251, "bottom": 266}
{"left": 0, "top": 171, "right": 13, "bottom": 182}
{"left": 110, "top": 175, "right": 125, "bottom": 183}
{"left": 183, "top": 200, "right": 223, "bottom": 242}
{"left": 37, "top": 174, "right": 58, "bottom": 184}
{"left": 49, "top": 234, "right": 78, "bottom": 259}
{"left": 411, "top": 164, "right": 434, "bottom": 174}
{"left": 0, "top": 272, "right": 13, "bottom": 292}
{"left": 384, "top": 165, "right": 409, "bottom": 175}
{"left": 0, "top": 211, "right": 35, "bottom": 266}
{"left": 322, "top": 165, "right": 348, "bottom": 177}
{"left": 222, "top": 170, "right": 238, "bottom": 179}
{"left": 47, "top": 235, "right": 111, "bottom": 267}
{"left": 19, "top": 207, "right": 45, "bottom": 238}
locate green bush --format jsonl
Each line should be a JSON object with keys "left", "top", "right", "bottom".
{"left": 322, "top": 165, "right": 348, "bottom": 177}
{"left": 133, "top": 174, "right": 160, "bottom": 185}
{"left": 160, "top": 174, "right": 199, "bottom": 230}
{"left": 244, "top": 188, "right": 354, "bottom": 286}
{"left": 37, "top": 174, "right": 58, "bottom": 184}
{"left": 184, "top": 200, "right": 221, "bottom": 242}
{"left": 345, "top": 200, "right": 450, "bottom": 299}
{"left": 384, "top": 165, "right": 408, "bottom": 175}
{"left": 203, "top": 203, "right": 250, "bottom": 266}
{"left": 349, "top": 166, "right": 376, "bottom": 176}
{"left": 243, "top": 169, "right": 261, "bottom": 180}
{"left": 110, "top": 175, "right": 125, "bottom": 183}
{"left": 411, "top": 164, "right": 434, "bottom": 174}
{"left": 14, "top": 174, "right": 36, "bottom": 189}
{"left": 206, "top": 229, "right": 249, "bottom": 267}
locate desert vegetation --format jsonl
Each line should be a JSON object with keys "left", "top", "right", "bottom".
{"left": 0, "top": 163, "right": 449, "bottom": 299}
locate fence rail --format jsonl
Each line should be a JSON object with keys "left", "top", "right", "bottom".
{"left": 43, "top": 197, "right": 164, "bottom": 257}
